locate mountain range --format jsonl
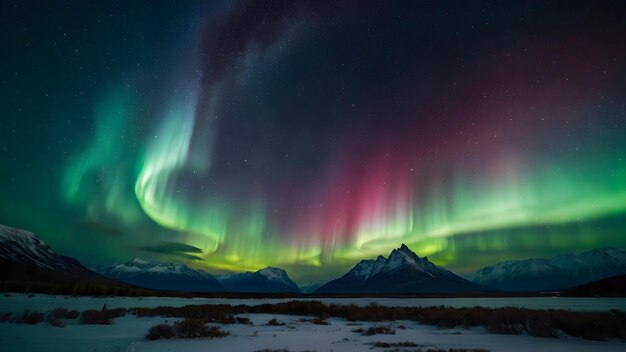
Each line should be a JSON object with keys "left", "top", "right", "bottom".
{"left": 2, "top": 223, "right": 625, "bottom": 295}
{"left": 315, "top": 244, "right": 489, "bottom": 294}
{"left": 463, "top": 248, "right": 626, "bottom": 291}
{"left": 96, "top": 260, "right": 302, "bottom": 293}
{"left": 95, "top": 258, "right": 225, "bottom": 292}
{"left": 217, "top": 267, "right": 301, "bottom": 293}
{"left": 0, "top": 224, "right": 301, "bottom": 294}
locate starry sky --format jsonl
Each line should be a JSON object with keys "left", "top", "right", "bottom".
{"left": 2, "top": 1, "right": 626, "bottom": 284}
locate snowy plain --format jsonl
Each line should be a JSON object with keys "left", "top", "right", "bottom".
{"left": 0, "top": 294, "right": 625, "bottom": 352}
{"left": 1, "top": 313, "right": 624, "bottom": 352}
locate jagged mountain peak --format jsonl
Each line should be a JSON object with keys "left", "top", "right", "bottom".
{"left": 315, "top": 244, "right": 488, "bottom": 294}
{"left": 398, "top": 243, "right": 414, "bottom": 254}
{"left": 258, "top": 266, "right": 289, "bottom": 280}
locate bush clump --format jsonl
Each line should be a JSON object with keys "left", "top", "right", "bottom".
{"left": 0, "top": 312, "right": 13, "bottom": 323}
{"left": 146, "top": 323, "right": 175, "bottom": 340}
{"left": 146, "top": 319, "right": 229, "bottom": 340}
{"left": 79, "top": 308, "right": 126, "bottom": 325}
{"left": 174, "top": 319, "right": 229, "bottom": 339}
{"left": 20, "top": 311, "right": 45, "bottom": 324}
{"left": 46, "top": 314, "right": 65, "bottom": 327}
{"left": 113, "top": 300, "right": 626, "bottom": 342}
{"left": 173, "top": 319, "right": 211, "bottom": 338}
{"left": 65, "top": 309, "right": 80, "bottom": 319}
{"left": 45, "top": 308, "right": 81, "bottom": 327}
{"left": 359, "top": 325, "right": 396, "bottom": 336}
{"left": 267, "top": 318, "right": 286, "bottom": 326}
{"left": 310, "top": 317, "right": 330, "bottom": 325}
{"left": 218, "top": 314, "right": 237, "bottom": 324}
{"left": 235, "top": 316, "right": 252, "bottom": 325}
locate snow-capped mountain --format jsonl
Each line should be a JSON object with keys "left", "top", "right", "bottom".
{"left": 217, "top": 267, "right": 301, "bottom": 293}
{"left": 463, "top": 248, "right": 626, "bottom": 292}
{"left": 97, "top": 258, "right": 224, "bottom": 292}
{"left": 0, "top": 224, "right": 111, "bottom": 283}
{"left": 315, "top": 244, "right": 489, "bottom": 294}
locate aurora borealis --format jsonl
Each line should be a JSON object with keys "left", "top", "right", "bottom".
{"left": 2, "top": 1, "right": 626, "bottom": 284}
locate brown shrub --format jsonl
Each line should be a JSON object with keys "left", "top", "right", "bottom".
{"left": 267, "top": 318, "right": 286, "bottom": 326}
{"left": 360, "top": 325, "right": 396, "bottom": 336}
{"left": 486, "top": 321, "right": 524, "bottom": 335}
{"left": 173, "top": 319, "right": 210, "bottom": 338}
{"left": 20, "top": 311, "right": 45, "bottom": 324}
{"left": 80, "top": 310, "right": 112, "bottom": 324}
{"left": 204, "top": 326, "right": 230, "bottom": 338}
{"left": 218, "top": 314, "right": 237, "bottom": 324}
{"left": 145, "top": 320, "right": 228, "bottom": 340}
{"left": 236, "top": 316, "right": 252, "bottom": 325}
{"left": 0, "top": 312, "right": 13, "bottom": 323}
{"left": 48, "top": 308, "right": 69, "bottom": 319}
{"left": 79, "top": 308, "right": 126, "bottom": 325}
{"left": 145, "top": 323, "right": 174, "bottom": 340}
{"left": 525, "top": 317, "right": 558, "bottom": 338}
{"left": 46, "top": 308, "right": 81, "bottom": 327}
{"left": 311, "top": 317, "right": 330, "bottom": 325}
{"left": 65, "top": 309, "right": 80, "bottom": 319}
{"left": 45, "top": 315, "right": 64, "bottom": 327}
{"left": 115, "top": 300, "right": 626, "bottom": 342}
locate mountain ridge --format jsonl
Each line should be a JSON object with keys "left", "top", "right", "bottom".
{"left": 0, "top": 224, "right": 128, "bottom": 289}
{"left": 315, "top": 244, "right": 490, "bottom": 294}
{"left": 463, "top": 247, "right": 626, "bottom": 291}
{"left": 217, "top": 266, "right": 301, "bottom": 293}
{"left": 96, "top": 258, "right": 225, "bottom": 292}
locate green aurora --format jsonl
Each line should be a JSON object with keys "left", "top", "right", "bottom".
{"left": 2, "top": 1, "right": 626, "bottom": 284}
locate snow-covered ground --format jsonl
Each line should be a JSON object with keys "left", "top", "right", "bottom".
{"left": 1, "top": 293, "right": 625, "bottom": 313}
{"left": 1, "top": 294, "right": 624, "bottom": 352}
{"left": 0, "top": 313, "right": 623, "bottom": 352}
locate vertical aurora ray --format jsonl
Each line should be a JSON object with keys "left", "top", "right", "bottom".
{"left": 62, "top": 86, "right": 143, "bottom": 225}
{"left": 134, "top": 97, "right": 230, "bottom": 252}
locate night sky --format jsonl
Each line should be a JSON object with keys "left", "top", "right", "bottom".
{"left": 2, "top": 1, "right": 626, "bottom": 284}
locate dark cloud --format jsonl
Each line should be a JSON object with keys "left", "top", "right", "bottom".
{"left": 138, "top": 241, "right": 204, "bottom": 261}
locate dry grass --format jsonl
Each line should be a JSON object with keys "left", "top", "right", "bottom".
{"left": 129, "top": 301, "right": 626, "bottom": 340}
{"left": 173, "top": 319, "right": 212, "bottom": 338}
{"left": 145, "top": 319, "right": 229, "bottom": 340}
{"left": 44, "top": 307, "right": 80, "bottom": 327}
{"left": 79, "top": 308, "right": 126, "bottom": 325}
{"left": 310, "top": 317, "right": 330, "bottom": 325}
{"left": 145, "top": 323, "right": 174, "bottom": 340}
{"left": 13, "top": 310, "right": 45, "bottom": 324}
{"left": 17, "top": 300, "right": 623, "bottom": 341}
